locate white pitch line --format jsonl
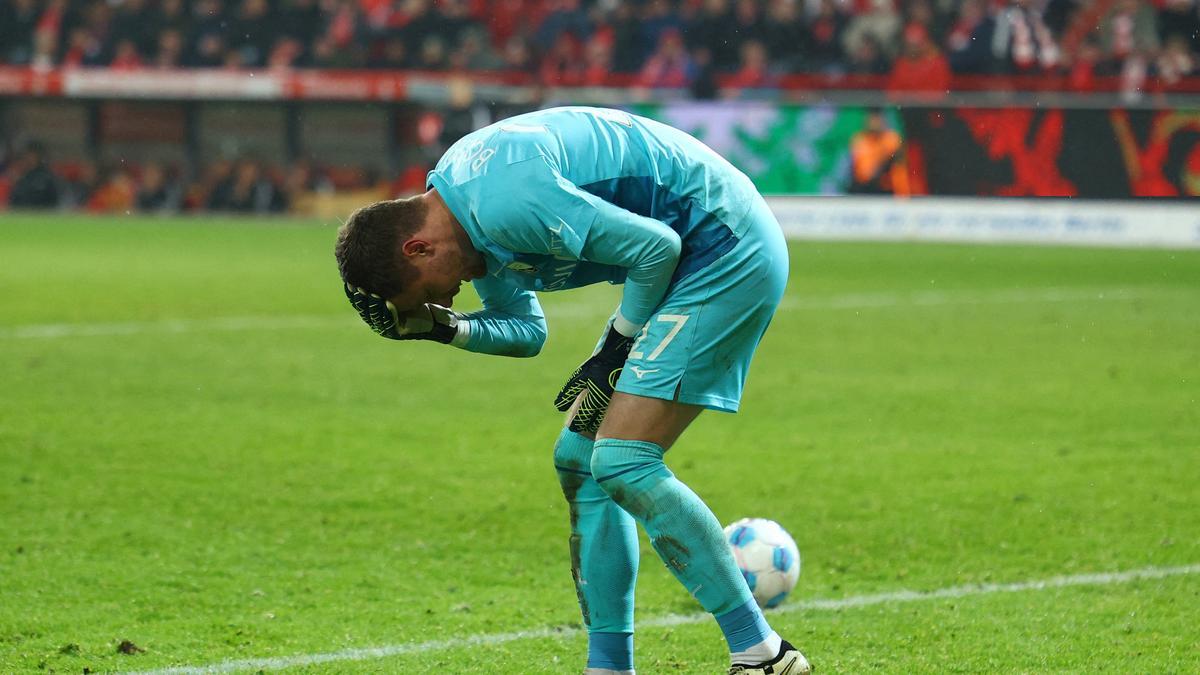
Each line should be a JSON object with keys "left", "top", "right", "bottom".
{"left": 0, "top": 286, "right": 1174, "bottom": 340}
{"left": 127, "top": 563, "right": 1200, "bottom": 675}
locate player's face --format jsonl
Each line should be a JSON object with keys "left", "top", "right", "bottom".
{"left": 388, "top": 240, "right": 486, "bottom": 312}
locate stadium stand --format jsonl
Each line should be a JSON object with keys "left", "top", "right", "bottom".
{"left": 2, "top": 0, "right": 1197, "bottom": 87}
{"left": 2, "top": 0, "right": 1199, "bottom": 210}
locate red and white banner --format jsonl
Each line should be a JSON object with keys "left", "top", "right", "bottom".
{"left": 3, "top": 65, "right": 1199, "bottom": 102}
{"left": 0, "top": 67, "right": 413, "bottom": 101}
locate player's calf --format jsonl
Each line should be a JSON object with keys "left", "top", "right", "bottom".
{"left": 553, "top": 429, "right": 639, "bottom": 673}
{"left": 590, "top": 436, "right": 791, "bottom": 669}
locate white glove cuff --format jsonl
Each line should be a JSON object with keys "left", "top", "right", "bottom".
{"left": 612, "top": 311, "right": 643, "bottom": 338}
{"left": 450, "top": 318, "right": 471, "bottom": 348}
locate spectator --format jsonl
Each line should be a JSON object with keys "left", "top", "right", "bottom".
{"left": 311, "top": 35, "right": 362, "bottom": 67}
{"left": 285, "top": 160, "right": 334, "bottom": 197}
{"left": 230, "top": 0, "right": 277, "bottom": 67}
{"left": 903, "top": 0, "right": 949, "bottom": 47}
{"left": 992, "top": 0, "right": 1060, "bottom": 72}
{"left": 438, "top": 0, "right": 480, "bottom": 49}
{"left": 371, "top": 35, "right": 410, "bottom": 69}
{"left": 849, "top": 109, "right": 908, "bottom": 196}
{"left": 208, "top": 159, "right": 285, "bottom": 213}
{"left": 397, "top": 0, "right": 449, "bottom": 52}
{"left": 152, "top": 0, "right": 192, "bottom": 37}
{"left": 946, "top": 0, "right": 996, "bottom": 74}
{"left": 762, "top": 0, "right": 808, "bottom": 72}
{"left": 500, "top": 35, "right": 535, "bottom": 73}
{"left": 536, "top": 0, "right": 592, "bottom": 51}
{"left": 7, "top": 143, "right": 60, "bottom": 209}
{"left": 1156, "top": 34, "right": 1198, "bottom": 88}
{"left": 154, "top": 29, "right": 187, "bottom": 68}
{"left": 34, "top": 0, "right": 68, "bottom": 67}
{"left": 278, "top": 0, "right": 322, "bottom": 51}
{"left": 539, "top": 32, "right": 583, "bottom": 85}
{"left": 688, "top": 0, "right": 738, "bottom": 71}
{"left": 1066, "top": 37, "right": 1103, "bottom": 92}
{"left": 0, "top": 0, "right": 41, "bottom": 65}
{"left": 110, "top": 39, "right": 144, "bottom": 70}
{"left": 689, "top": 46, "right": 720, "bottom": 99}
{"left": 61, "top": 160, "right": 99, "bottom": 209}
{"left": 1100, "top": 0, "right": 1159, "bottom": 70}
{"left": 807, "top": 0, "right": 850, "bottom": 71}
{"left": 190, "top": 0, "right": 229, "bottom": 66}
{"left": 608, "top": 2, "right": 645, "bottom": 73}
{"left": 486, "top": 0, "right": 530, "bottom": 52}
{"left": 268, "top": 37, "right": 305, "bottom": 68}
{"left": 726, "top": 0, "right": 767, "bottom": 69}
{"left": 137, "top": 162, "right": 183, "bottom": 212}
{"left": 318, "top": 0, "right": 366, "bottom": 63}
{"left": 887, "top": 22, "right": 951, "bottom": 99}
{"left": 641, "top": 0, "right": 685, "bottom": 60}
{"left": 31, "top": 25, "right": 60, "bottom": 69}
{"left": 61, "top": 27, "right": 107, "bottom": 67}
{"left": 580, "top": 31, "right": 615, "bottom": 87}
{"left": 637, "top": 29, "right": 694, "bottom": 88}
{"left": 110, "top": 0, "right": 155, "bottom": 58}
{"left": 1042, "top": 0, "right": 1083, "bottom": 38}
{"left": 87, "top": 165, "right": 137, "bottom": 212}
{"left": 456, "top": 26, "right": 505, "bottom": 71}
{"left": 847, "top": 33, "right": 889, "bottom": 74}
{"left": 844, "top": 0, "right": 902, "bottom": 62}
{"left": 726, "top": 39, "right": 774, "bottom": 90}
{"left": 1159, "top": 0, "right": 1200, "bottom": 53}
{"left": 191, "top": 33, "right": 228, "bottom": 67}
{"left": 416, "top": 35, "right": 449, "bottom": 71}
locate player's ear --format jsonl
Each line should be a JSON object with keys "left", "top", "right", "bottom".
{"left": 400, "top": 238, "right": 432, "bottom": 260}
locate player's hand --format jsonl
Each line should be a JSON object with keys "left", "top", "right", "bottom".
{"left": 554, "top": 326, "right": 635, "bottom": 434}
{"left": 343, "top": 283, "right": 459, "bottom": 343}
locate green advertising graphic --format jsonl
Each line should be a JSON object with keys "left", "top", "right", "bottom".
{"left": 629, "top": 103, "right": 896, "bottom": 195}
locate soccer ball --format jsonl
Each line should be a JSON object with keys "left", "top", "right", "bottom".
{"left": 724, "top": 517, "right": 801, "bottom": 609}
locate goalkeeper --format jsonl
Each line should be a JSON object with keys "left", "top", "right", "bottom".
{"left": 335, "top": 107, "right": 805, "bottom": 675}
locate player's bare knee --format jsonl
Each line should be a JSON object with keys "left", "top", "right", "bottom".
{"left": 596, "top": 393, "right": 702, "bottom": 450}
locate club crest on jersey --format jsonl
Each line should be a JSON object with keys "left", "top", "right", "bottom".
{"left": 507, "top": 261, "right": 538, "bottom": 273}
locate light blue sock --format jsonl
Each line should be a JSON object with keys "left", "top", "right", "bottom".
{"left": 554, "top": 429, "right": 639, "bottom": 671}
{"left": 592, "top": 438, "right": 770, "bottom": 649}
{"left": 717, "top": 599, "right": 774, "bottom": 654}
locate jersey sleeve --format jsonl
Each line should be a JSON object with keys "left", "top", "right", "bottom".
{"left": 479, "top": 157, "right": 681, "bottom": 336}
{"left": 451, "top": 273, "right": 547, "bottom": 358}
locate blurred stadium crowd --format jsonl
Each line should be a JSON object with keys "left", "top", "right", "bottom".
{"left": 1, "top": 143, "right": 366, "bottom": 213}
{"left": 3, "top": 0, "right": 1200, "bottom": 212}
{"left": 2, "top": 0, "right": 1198, "bottom": 88}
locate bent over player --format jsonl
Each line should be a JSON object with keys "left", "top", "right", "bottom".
{"left": 334, "top": 107, "right": 808, "bottom": 675}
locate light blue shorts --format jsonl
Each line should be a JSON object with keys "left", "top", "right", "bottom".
{"left": 602, "top": 198, "right": 789, "bottom": 413}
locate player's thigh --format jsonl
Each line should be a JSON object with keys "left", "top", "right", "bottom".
{"left": 595, "top": 392, "right": 704, "bottom": 450}
{"left": 613, "top": 232, "right": 788, "bottom": 414}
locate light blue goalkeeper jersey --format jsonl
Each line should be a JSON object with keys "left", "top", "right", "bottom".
{"left": 425, "top": 106, "right": 762, "bottom": 357}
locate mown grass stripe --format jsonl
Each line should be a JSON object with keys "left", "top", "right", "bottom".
{"left": 126, "top": 563, "right": 1200, "bottom": 675}
{"left": 2, "top": 286, "right": 1169, "bottom": 340}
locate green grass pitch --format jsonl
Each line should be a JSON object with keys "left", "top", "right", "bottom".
{"left": 1, "top": 214, "right": 1198, "bottom": 674}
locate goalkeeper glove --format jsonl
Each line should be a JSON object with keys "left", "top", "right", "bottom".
{"left": 344, "top": 283, "right": 460, "bottom": 343}
{"left": 553, "top": 325, "right": 635, "bottom": 434}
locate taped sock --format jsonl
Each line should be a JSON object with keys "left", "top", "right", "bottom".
{"left": 587, "top": 631, "right": 634, "bottom": 671}
{"left": 719, "top": 599, "right": 780, "bottom": 664}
